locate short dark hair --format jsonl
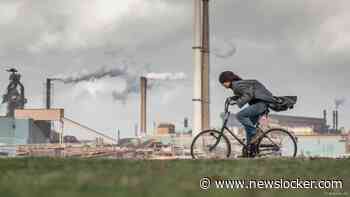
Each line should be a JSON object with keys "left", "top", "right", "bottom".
{"left": 219, "top": 71, "right": 242, "bottom": 84}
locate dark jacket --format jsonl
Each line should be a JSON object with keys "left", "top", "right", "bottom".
{"left": 230, "top": 79, "right": 275, "bottom": 108}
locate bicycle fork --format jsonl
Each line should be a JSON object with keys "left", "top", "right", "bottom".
{"left": 208, "top": 132, "right": 223, "bottom": 152}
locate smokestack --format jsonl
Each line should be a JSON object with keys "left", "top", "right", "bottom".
{"left": 46, "top": 78, "right": 52, "bottom": 109}
{"left": 140, "top": 77, "right": 147, "bottom": 136}
{"left": 202, "top": 0, "right": 210, "bottom": 131}
{"left": 193, "top": 0, "right": 211, "bottom": 137}
{"left": 192, "top": 0, "right": 203, "bottom": 137}
{"left": 323, "top": 109, "right": 328, "bottom": 133}
{"left": 335, "top": 110, "right": 339, "bottom": 132}
{"left": 184, "top": 117, "right": 189, "bottom": 128}
{"left": 134, "top": 124, "right": 138, "bottom": 138}
{"left": 117, "top": 129, "right": 120, "bottom": 145}
{"left": 334, "top": 97, "right": 345, "bottom": 132}
{"left": 332, "top": 110, "right": 336, "bottom": 131}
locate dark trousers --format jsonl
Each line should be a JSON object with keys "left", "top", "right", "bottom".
{"left": 236, "top": 102, "right": 268, "bottom": 145}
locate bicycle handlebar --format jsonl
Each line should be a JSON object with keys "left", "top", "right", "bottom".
{"left": 224, "top": 97, "right": 237, "bottom": 113}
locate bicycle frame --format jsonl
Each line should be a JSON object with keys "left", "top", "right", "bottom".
{"left": 209, "top": 97, "right": 249, "bottom": 152}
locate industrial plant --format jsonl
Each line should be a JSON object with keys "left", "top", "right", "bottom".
{"left": 0, "top": 67, "right": 349, "bottom": 158}
{"left": 0, "top": 0, "right": 349, "bottom": 159}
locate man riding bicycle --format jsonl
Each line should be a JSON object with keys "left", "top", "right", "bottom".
{"left": 219, "top": 71, "right": 275, "bottom": 157}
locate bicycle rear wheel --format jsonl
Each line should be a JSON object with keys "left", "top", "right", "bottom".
{"left": 191, "top": 130, "right": 231, "bottom": 159}
{"left": 256, "top": 128, "right": 297, "bottom": 158}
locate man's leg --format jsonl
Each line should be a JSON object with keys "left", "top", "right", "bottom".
{"left": 247, "top": 115, "right": 262, "bottom": 156}
{"left": 236, "top": 102, "right": 267, "bottom": 145}
{"left": 249, "top": 115, "right": 260, "bottom": 127}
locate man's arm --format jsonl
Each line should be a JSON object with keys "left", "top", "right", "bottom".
{"left": 234, "top": 84, "right": 254, "bottom": 108}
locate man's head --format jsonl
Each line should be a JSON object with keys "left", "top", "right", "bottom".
{"left": 219, "top": 71, "right": 242, "bottom": 88}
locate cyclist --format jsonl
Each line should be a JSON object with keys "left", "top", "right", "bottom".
{"left": 219, "top": 71, "right": 275, "bottom": 157}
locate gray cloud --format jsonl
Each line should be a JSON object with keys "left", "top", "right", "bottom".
{"left": 0, "top": 0, "right": 191, "bottom": 55}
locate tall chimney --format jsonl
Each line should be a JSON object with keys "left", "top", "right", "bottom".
{"left": 192, "top": 0, "right": 202, "bottom": 136}
{"left": 192, "top": 0, "right": 203, "bottom": 137}
{"left": 192, "top": 0, "right": 211, "bottom": 137}
{"left": 332, "top": 110, "right": 336, "bottom": 130}
{"left": 335, "top": 110, "right": 339, "bottom": 132}
{"left": 140, "top": 77, "right": 147, "bottom": 136}
{"left": 202, "top": 0, "right": 210, "bottom": 131}
{"left": 46, "top": 78, "right": 52, "bottom": 109}
{"left": 117, "top": 129, "right": 120, "bottom": 145}
{"left": 323, "top": 109, "right": 327, "bottom": 133}
{"left": 134, "top": 123, "right": 138, "bottom": 138}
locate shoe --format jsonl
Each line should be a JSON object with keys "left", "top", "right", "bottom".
{"left": 248, "top": 144, "right": 257, "bottom": 157}
{"left": 238, "top": 146, "right": 256, "bottom": 158}
{"left": 250, "top": 128, "right": 264, "bottom": 144}
{"left": 237, "top": 147, "right": 249, "bottom": 158}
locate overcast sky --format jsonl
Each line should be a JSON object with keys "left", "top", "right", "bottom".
{"left": 0, "top": 0, "right": 349, "bottom": 138}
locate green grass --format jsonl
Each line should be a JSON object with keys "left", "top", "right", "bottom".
{"left": 0, "top": 158, "right": 349, "bottom": 197}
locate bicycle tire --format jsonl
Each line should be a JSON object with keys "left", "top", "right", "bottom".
{"left": 256, "top": 128, "right": 297, "bottom": 158}
{"left": 191, "top": 130, "right": 231, "bottom": 159}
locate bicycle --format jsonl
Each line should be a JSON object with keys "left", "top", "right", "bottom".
{"left": 191, "top": 97, "right": 297, "bottom": 159}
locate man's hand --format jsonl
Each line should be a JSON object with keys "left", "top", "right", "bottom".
{"left": 230, "top": 96, "right": 239, "bottom": 101}
{"left": 228, "top": 96, "right": 238, "bottom": 105}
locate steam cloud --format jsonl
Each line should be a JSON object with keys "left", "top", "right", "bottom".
{"left": 145, "top": 72, "right": 186, "bottom": 80}
{"left": 112, "top": 72, "right": 186, "bottom": 103}
{"left": 52, "top": 66, "right": 128, "bottom": 84}
{"left": 335, "top": 98, "right": 346, "bottom": 109}
{"left": 111, "top": 77, "right": 140, "bottom": 104}
{"left": 53, "top": 66, "right": 186, "bottom": 103}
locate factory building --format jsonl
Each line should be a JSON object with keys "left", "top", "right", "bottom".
{"left": 0, "top": 116, "right": 53, "bottom": 156}
{"left": 156, "top": 123, "right": 175, "bottom": 135}
{"left": 222, "top": 112, "right": 330, "bottom": 136}
{"left": 0, "top": 117, "right": 51, "bottom": 145}
{"left": 268, "top": 114, "right": 328, "bottom": 134}
{"left": 0, "top": 69, "right": 54, "bottom": 155}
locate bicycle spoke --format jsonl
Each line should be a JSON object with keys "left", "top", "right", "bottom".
{"left": 191, "top": 130, "right": 231, "bottom": 159}
{"left": 257, "top": 129, "right": 297, "bottom": 158}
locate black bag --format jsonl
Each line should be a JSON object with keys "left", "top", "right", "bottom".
{"left": 268, "top": 96, "right": 297, "bottom": 112}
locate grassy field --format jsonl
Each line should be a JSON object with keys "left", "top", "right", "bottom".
{"left": 0, "top": 157, "right": 349, "bottom": 197}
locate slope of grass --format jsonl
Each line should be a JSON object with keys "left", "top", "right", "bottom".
{"left": 0, "top": 158, "right": 348, "bottom": 197}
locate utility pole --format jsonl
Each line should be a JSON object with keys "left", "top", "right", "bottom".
{"left": 192, "top": 0, "right": 203, "bottom": 137}
{"left": 193, "top": 0, "right": 211, "bottom": 137}
{"left": 117, "top": 129, "right": 120, "bottom": 145}
{"left": 202, "top": 0, "right": 210, "bottom": 131}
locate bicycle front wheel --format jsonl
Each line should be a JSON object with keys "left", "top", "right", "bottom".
{"left": 256, "top": 128, "right": 297, "bottom": 158}
{"left": 191, "top": 130, "right": 231, "bottom": 159}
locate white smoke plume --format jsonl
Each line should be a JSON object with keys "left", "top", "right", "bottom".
{"left": 52, "top": 66, "right": 128, "bottom": 84}
{"left": 52, "top": 66, "right": 186, "bottom": 103}
{"left": 335, "top": 98, "right": 346, "bottom": 109}
{"left": 112, "top": 72, "right": 185, "bottom": 104}
{"left": 111, "top": 77, "right": 140, "bottom": 104}
{"left": 145, "top": 72, "right": 186, "bottom": 80}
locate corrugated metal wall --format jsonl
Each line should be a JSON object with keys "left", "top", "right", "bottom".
{"left": 0, "top": 117, "right": 49, "bottom": 145}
